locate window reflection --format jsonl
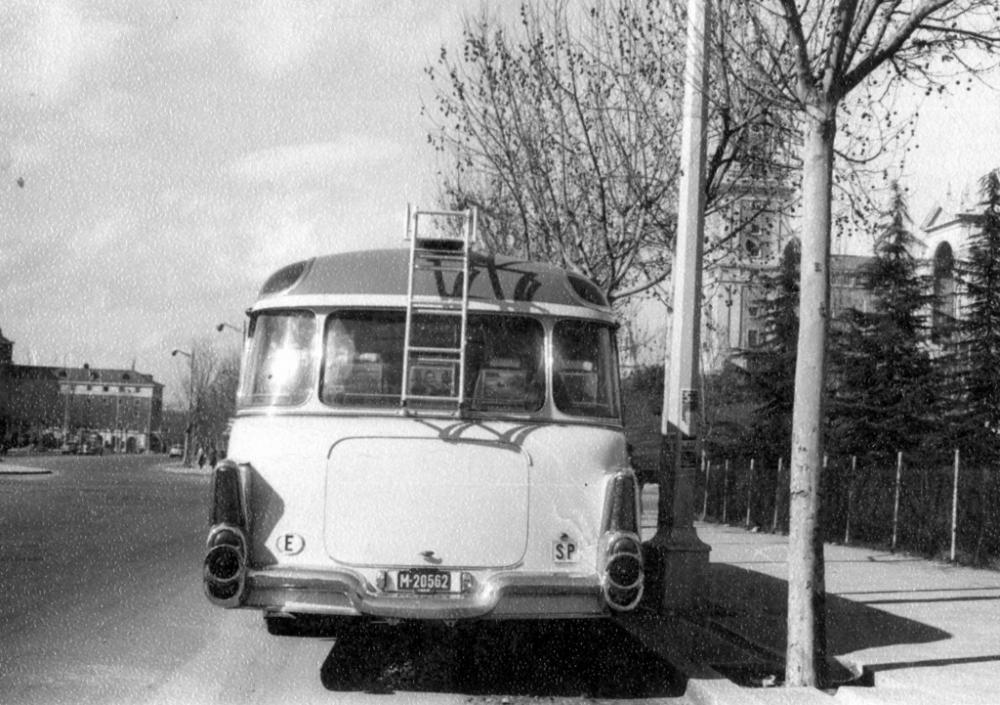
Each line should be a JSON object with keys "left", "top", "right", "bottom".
{"left": 240, "top": 308, "right": 621, "bottom": 421}
{"left": 238, "top": 311, "right": 317, "bottom": 407}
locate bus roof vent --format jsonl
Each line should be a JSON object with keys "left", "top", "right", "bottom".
{"left": 567, "top": 273, "right": 609, "bottom": 308}
{"left": 260, "top": 259, "right": 313, "bottom": 297}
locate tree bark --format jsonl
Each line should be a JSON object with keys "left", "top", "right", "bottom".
{"left": 786, "top": 105, "right": 834, "bottom": 688}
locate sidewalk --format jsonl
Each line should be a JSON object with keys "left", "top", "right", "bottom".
{"left": 694, "top": 521, "right": 1000, "bottom": 704}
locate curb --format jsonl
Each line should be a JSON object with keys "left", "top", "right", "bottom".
{"left": 619, "top": 612, "right": 856, "bottom": 704}
{"left": 159, "top": 462, "right": 213, "bottom": 476}
{"left": 0, "top": 464, "right": 52, "bottom": 475}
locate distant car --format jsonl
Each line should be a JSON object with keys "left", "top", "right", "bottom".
{"left": 59, "top": 442, "right": 78, "bottom": 455}
{"left": 168, "top": 445, "right": 183, "bottom": 458}
{"left": 80, "top": 442, "right": 103, "bottom": 455}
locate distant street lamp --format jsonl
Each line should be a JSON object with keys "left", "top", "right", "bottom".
{"left": 171, "top": 348, "right": 195, "bottom": 467}
{"left": 216, "top": 322, "right": 243, "bottom": 336}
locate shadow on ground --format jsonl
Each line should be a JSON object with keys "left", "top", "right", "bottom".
{"left": 705, "top": 563, "right": 952, "bottom": 664}
{"left": 317, "top": 619, "right": 686, "bottom": 698}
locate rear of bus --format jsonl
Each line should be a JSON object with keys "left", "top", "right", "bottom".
{"left": 202, "top": 248, "right": 644, "bottom": 633}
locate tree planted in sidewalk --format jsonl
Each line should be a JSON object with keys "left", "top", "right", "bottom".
{"left": 729, "top": 1, "right": 1000, "bottom": 687}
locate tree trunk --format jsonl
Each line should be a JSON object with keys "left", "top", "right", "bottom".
{"left": 786, "top": 106, "right": 834, "bottom": 688}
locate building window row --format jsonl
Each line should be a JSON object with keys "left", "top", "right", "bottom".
{"left": 62, "top": 384, "right": 146, "bottom": 394}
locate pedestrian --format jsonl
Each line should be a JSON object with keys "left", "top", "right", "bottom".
{"left": 209, "top": 448, "right": 217, "bottom": 468}
{"left": 197, "top": 446, "right": 206, "bottom": 469}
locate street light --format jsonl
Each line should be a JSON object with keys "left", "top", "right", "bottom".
{"left": 648, "top": 0, "right": 711, "bottom": 613}
{"left": 216, "top": 322, "right": 243, "bottom": 335}
{"left": 171, "top": 348, "right": 195, "bottom": 467}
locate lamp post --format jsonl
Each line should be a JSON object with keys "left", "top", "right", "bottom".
{"left": 171, "top": 348, "right": 195, "bottom": 467}
{"left": 646, "top": 0, "right": 711, "bottom": 613}
{"left": 215, "top": 322, "right": 243, "bottom": 336}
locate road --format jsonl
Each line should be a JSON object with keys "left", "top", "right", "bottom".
{"left": 0, "top": 455, "right": 688, "bottom": 705}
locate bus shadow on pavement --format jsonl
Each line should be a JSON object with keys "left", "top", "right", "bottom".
{"left": 318, "top": 619, "right": 687, "bottom": 697}
{"left": 704, "top": 563, "right": 952, "bottom": 683}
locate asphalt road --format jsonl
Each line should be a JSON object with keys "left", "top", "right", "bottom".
{"left": 0, "top": 455, "right": 689, "bottom": 705}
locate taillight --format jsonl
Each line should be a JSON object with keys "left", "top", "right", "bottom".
{"left": 601, "top": 532, "right": 644, "bottom": 611}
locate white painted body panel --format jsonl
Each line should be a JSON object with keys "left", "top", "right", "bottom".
{"left": 205, "top": 250, "right": 645, "bottom": 620}
{"left": 326, "top": 437, "right": 530, "bottom": 567}
{"left": 227, "top": 414, "right": 627, "bottom": 579}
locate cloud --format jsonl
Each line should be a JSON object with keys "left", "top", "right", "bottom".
{"left": 162, "top": 1, "right": 337, "bottom": 80}
{"left": 0, "top": 0, "right": 127, "bottom": 103}
{"left": 227, "top": 137, "right": 402, "bottom": 184}
{"left": 231, "top": 1, "right": 335, "bottom": 79}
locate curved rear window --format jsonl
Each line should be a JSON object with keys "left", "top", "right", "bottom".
{"left": 238, "top": 311, "right": 317, "bottom": 407}
{"left": 321, "top": 311, "right": 405, "bottom": 407}
{"left": 320, "top": 312, "right": 544, "bottom": 412}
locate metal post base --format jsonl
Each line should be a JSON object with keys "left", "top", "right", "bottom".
{"left": 643, "top": 526, "right": 710, "bottom": 614}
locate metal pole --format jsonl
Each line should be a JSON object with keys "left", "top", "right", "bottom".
{"left": 187, "top": 349, "right": 195, "bottom": 467}
{"left": 951, "top": 448, "right": 960, "bottom": 562}
{"left": 746, "top": 458, "right": 754, "bottom": 529}
{"left": 891, "top": 451, "right": 903, "bottom": 552}
{"left": 648, "top": 0, "right": 711, "bottom": 613}
{"left": 702, "top": 458, "right": 711, "bottom": 521}
{"left": 722, "top": 459, "right": 729, "bottom": 523}
{"left": 172, "top": 348, "right": 195, "bottom": 467}
{"left": 772, "top": 456, "right": 784, "bottom": 533}
{"left": 844, "top": 455, "right": 856, "bottom": 545}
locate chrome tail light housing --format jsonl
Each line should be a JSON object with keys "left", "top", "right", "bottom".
{"left": 600, "top": 531, "right": 644, "bottom": 611}
{"left": 599, "top": 470, "right": 644, "bottom": 611}
{"left": 204, "top": 461, "right": 250, "bottom": 607}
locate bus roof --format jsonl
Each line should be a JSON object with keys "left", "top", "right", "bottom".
{"left": 257, "top": 248, "right": 611, "bottom": 311}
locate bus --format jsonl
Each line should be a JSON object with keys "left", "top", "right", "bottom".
{"left": 203, "top": 208, "right": 644, "bottom": 635}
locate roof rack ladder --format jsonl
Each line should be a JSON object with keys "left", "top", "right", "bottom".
{"left": 400, "top": 204, "right": 477, "bottom": 412}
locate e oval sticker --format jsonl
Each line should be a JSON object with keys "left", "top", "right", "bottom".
{"left": 275, "top": 533, "right": 305, "bottom": 556}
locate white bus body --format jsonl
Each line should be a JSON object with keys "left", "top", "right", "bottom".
{"left": 203, "top": 248, "right": 644, "bottom": 634}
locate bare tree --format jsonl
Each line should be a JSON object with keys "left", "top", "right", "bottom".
{"left": 425, "top": 0, "right": 799, "bottom": 305}
{"left": 727, "top": 0, "right": 1000, "bottom": 687}
{"left": 174, "top": 337, "right": 241, "bottom": 466}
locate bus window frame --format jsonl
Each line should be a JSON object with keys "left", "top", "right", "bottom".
{"left": 237, "top": 308, "right": 320, "bottom": 409}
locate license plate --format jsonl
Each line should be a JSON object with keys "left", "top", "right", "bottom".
{"left": 396, "top": 569, "right": 452, "bottom": 593}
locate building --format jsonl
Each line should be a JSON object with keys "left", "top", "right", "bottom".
{"left": 918, "top": 193, "right": 979, "bottom": 340}
{"left": 0, "top": 328, "right": 163, "bottom": 452}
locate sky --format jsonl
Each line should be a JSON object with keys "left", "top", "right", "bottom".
{"left": 1, "top": 1, "right": 998, "bottom": 405}
{"left": 0, "top": 0, "right": 486, "bottom": 403}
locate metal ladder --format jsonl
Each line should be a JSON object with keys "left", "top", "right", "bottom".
{"left": 400, "top": 204, "right": 477, "bottom": 412}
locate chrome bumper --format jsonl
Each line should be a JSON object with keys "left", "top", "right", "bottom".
{"left": 242, "top": 566, "right": 606, "bottom": 620}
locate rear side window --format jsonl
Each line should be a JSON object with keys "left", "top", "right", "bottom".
{"left": 238, "top": 311, "right": 317, "bottom": 407}
{"left": 552, "top": 320, "right": 620, "bottom": 419}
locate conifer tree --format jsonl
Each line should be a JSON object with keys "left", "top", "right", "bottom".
{"left": 743, "top": 239, "right": 801, "bottom": 463}
{"left": 826, "top": 184, "right": 938, "bottom": 543}
{"left": 953, "top": 170, "right": 1000, "bottom": 562}
{"left": 828, "top": 184, "right": 937, "bottom": 465}
{"left": 956, "top": 171, "right": 1000, "bottom": 452}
